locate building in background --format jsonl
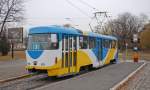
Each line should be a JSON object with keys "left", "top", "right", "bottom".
{"left": 140, "top": 23, "right": 150, "bottom": 50}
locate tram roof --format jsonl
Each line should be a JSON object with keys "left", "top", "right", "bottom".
{"left": 87, "top": 32, "right": 117, "bottom": 40}
{"left": 29, "top": 25, "right": 82, "bottom": 35}
{"left": 29, "top": 25, "right": 117, "bottom": 40}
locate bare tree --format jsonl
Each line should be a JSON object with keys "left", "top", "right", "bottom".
{"left": 100, "top": 12, "right": 148, "bottom": 49}
{"left": 0, "top": 0, "right": 24, "bottom": 36}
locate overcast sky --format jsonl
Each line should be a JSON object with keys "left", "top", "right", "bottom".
{"left": 25, "top": 0, "right": 150, "bottom": 31}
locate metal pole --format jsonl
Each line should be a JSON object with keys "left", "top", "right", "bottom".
{"left": 11, "top": 42, "right": 14, "bottom": 59}
{"left": 125, "top": 44, "right": 128, "bottom": 60}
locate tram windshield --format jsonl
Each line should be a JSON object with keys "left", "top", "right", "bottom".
{"left": 27, "top": 34, "right": 58, "bottom": 50}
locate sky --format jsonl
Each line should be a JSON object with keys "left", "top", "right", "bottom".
{"left": 24, "top": 0, "right": 150, "bottom": 31}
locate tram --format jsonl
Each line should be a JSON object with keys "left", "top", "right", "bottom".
{"left": 26, "top": 25, "right": 118, "bottom": 76}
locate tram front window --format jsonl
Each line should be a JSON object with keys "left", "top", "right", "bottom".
{"left": 27, "top": 34, "right": 58, "bottom": 50}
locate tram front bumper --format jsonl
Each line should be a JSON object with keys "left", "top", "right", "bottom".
{"left": 25, "top": 64, "right": 61, "bottom": 70}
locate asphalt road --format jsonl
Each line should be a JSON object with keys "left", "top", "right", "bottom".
{"left": 0, "top": 60, "right": 28, "bottom": 80}
{"left": 35, "top": 62, "right": 143, "bottom": 90}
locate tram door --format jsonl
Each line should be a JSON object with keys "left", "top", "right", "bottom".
{"left": 62, "top": 35, "right": 77, "bottom": 73}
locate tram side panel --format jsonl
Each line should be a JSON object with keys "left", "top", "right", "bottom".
{"left": 26, "top": 35, "right": 118, "bottom": 77}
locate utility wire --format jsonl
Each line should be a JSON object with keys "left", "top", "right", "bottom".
{"left": 77, "top": 0, "right": 99, "bottom": 11}
{"left": 65, "top": 0, "right": 102, "bottom": 32}
{"left": 65, "top": 0, "right": 91, "bottom": 18}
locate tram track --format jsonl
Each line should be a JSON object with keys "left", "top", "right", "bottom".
{"left": 0, "top": 62, "right": 144, "bottom": 90}
{"left": 0, "top": 63, "right": 114, "bottom": 90}
{"left": 0, "top": 70, "right": 92, "bottom": 90}
{"left": 0, "top": 73, "right": 77, "bottom": 90}
{"left": 0, "top": 63, "right": 122, "bottom": 90}
{"left": 0, "top": 73, "right": 51, "bottom": 90}
{"left": 0, "top": 74, "right": 35, "bottom": 84}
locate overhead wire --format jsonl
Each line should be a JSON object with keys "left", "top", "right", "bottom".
{"left": 65, "top": 0, "right": 106, "bottom": 32}
{"left": 76, "top": 0, "right": 104, "bottom": 32}
{"left": 65, "top": 0, "right": 91, "bottom": 18}
{"left": 77, "top": 0, "right": 99, "bottom": 11}
{"left": 65, "top": 0, "right": 95, "bottom": 31}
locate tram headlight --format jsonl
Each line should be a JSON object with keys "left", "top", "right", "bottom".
{"left": 33, "top": 61, "right": 37, "bottom": 65}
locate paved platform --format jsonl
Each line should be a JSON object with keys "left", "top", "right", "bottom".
{"left": 134, "top": 62, "right": 150, "bottom": 90}
{"left": 0, "top": 60, "right": 28, "bottom": 80}
{"left": 35, "top": 62, "right": 144, "bottom": 90}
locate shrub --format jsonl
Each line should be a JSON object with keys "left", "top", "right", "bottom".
{"left": 0, "top": 36, "right": 10, "bottom": 56}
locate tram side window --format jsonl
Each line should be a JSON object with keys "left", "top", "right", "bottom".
{"left": 108, "top": 40, "right": 111, "bottom": 48}
{"left": 89, "top": 37, "right": 96, "bottom": 49}
{"left": 65, "top": 36, "right": 68, "bottom": 50}
{"left": 73, "top": 37, "right": 77, "bottom": 50}
{"left": 110, "top": 40, "right": 112, "bottom": 48}
{"left": 62, "top": 36, "right": 64, "bottom": 50}
{"left": 102, "top": 39, "right": 105, "bottom": 48}
{"left": 102, "top": 39, "right": 104, "bottom": 48}
{"left": 103, "top": 39, "right": 110, "bottom": 48}
{"left": 79, "top": 36, "right": 88, "bottom": 49}
{"left": 112, "top": 40, "right": 116, "bottom": 48}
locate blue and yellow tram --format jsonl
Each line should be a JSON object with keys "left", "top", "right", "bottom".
{"left": 26, "top": 25, "right": 118, "bottom": 76}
